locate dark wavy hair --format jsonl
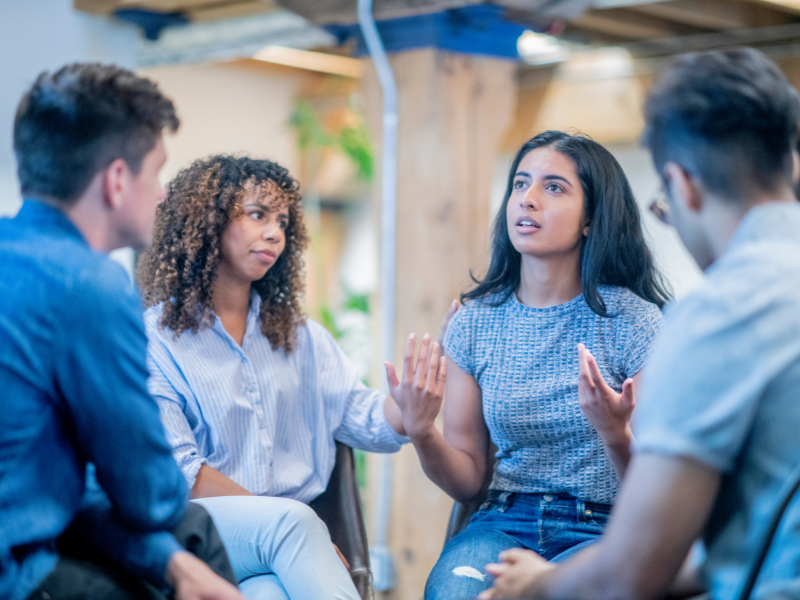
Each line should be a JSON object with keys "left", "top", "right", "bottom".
{"left": 14, "top": 63, "right": 178, "bottom": 204}
{"left": 643, "top": 48, "right": 800, "bottom": 203}
{"left": 463, "top": 130, "right": 670, "bottom": 316}
{"left": 137, "top": 155, "right": 308, "bottom": 352}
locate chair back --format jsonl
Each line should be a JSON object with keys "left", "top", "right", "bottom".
{"left": 310, "top": 442, "right": 373, "bottom": 600}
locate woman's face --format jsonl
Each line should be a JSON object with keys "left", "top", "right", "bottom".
{"left": 506, "top": 145, "right": 588, "bottom": 260}
{"left": 219, "top": 182, "right": 289, "bottom": 285}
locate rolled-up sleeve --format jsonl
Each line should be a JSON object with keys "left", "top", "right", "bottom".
{"left": 311, "top": 322, "right": 408, "bottom": 452}
{"left": 147, "top": 347, "right": 207, "bottom": 489}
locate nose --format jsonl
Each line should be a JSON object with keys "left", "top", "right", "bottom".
{"left": 521, "top": 186, "right": 539, "bottom": 210}
{"left": 262, "top": 219, "right": 282, "bottom": 241}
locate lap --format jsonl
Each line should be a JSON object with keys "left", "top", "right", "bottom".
{"left": 424, "top": 492, "right": 610, "bottom": 600}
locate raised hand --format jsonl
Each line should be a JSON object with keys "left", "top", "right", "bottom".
{"left": 384, "top": 333, "right": 447, "bottom": 440}
{"left": 577, "top": 343, "right": 635, "bottom": 442}
{"left": 479, "top": 548, "right": 553, "bottom": 599}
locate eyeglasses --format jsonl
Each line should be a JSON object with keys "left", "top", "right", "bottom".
{"left": 648, "top": 186, "right": 672, "bottom": 226}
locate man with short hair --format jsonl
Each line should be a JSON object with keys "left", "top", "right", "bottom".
{"left": 480, "top": 47, "right": 800, "bottom": 600}
{"left": 0, "top": 63, "right": 243, "bottom": 600}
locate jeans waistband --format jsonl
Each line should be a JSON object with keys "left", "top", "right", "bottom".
{"left": 485, "top": 490, "right": 612, "bottom": 513}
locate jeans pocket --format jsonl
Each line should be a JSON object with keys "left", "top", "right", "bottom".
{"left": 580, "top": 503, "right": 611, "bottom": 528}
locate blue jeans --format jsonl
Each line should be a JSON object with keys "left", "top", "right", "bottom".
{"left": 425, "top": 491, "right": 611, "bottom": 600}
{"left": 192, "top": 496, "right": 360, "bottom": 600}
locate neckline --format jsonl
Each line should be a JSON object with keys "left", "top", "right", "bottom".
{"left": 508, "top": 289, "right": 586, "bottom": 316}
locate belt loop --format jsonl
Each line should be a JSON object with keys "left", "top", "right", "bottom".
{"left": 576, "top": 497, "right": 585, "bottom": 522}
{"left": 498, "top": 491, "right": 511, "bottom": 513}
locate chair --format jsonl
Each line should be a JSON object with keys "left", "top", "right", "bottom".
{"left": 310, "top": 442, "right": 373, "bottom": 600}
{"left": 443, "top": 443, "right": 498, "bottom": 545}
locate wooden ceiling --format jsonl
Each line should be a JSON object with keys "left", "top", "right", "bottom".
{"left": 75, "top": 0, "right": 800, "bottom": 58}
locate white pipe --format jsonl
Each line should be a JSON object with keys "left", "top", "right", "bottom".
{"left": 358, "top": 0, "right": 399, "bottom": 592}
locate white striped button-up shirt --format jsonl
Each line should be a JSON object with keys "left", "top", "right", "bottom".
{"left": 145, "top": 293, "right": 407, "bottom": 503}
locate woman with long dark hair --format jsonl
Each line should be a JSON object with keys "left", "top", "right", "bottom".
{"left": 391, "top": 131, "right": 670, "bottom": 600}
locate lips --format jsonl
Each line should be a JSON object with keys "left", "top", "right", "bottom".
{"left": 515, "top": 215, "right": 541, "bottom": 229}
{"left": 252, "top": 249, "right": 277, "bottom": 263}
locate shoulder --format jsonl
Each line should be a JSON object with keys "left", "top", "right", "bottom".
{"left": 68, "top": 255, "right": 141, "bottom": 321}
{"left": 598, "top": 286, "right": 663, "bottom": 328}
{"left": 452, "top": 292, "right": 512, "bottom": 330}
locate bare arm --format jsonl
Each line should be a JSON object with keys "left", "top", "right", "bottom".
{"left": 481, "top": 452, "right": 720, "bottom": 600}
{"left": 386, "top": 331, "right": 489, "bottom": 503}
{"left": 191, "top": 464, "right": 254, "bottom": 499}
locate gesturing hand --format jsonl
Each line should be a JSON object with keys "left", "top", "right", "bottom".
{"left": 577, "top": 343, "right": 634, "bottom": 443}
{"left": 384, "top": 333, "right": 447, "bottom": 440}
{"left": 479, "top": 548, "right": 553, "bottom": 599}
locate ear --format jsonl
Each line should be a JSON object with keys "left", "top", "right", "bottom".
{"left": 663, "top": 161, "right": 702, "bottom": 214}
{"left": 101, "top": 158, "right": 129, "bottom": 210}
{"left": 792, "top": 150, "right": 800, "bottom": 184}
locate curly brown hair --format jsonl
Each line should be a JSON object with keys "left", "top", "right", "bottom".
{"left": 137, "top": 155, "right": 308, "bottom": 352}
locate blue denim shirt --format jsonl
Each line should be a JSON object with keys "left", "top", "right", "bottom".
{"left": 0, "top": 201, "right": 187, "bottom": 600}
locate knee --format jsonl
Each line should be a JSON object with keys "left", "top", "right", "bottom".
{"left": 274, "top": 499, "right": 327, "bottom": 535}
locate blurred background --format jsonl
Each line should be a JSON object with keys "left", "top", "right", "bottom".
{"left": 2, "top": 1, "right": 800, "bottom": 597}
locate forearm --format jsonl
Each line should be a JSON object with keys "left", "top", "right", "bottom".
{"left": 384, "top": 396, "right": 406, "bottom": 436}
{"left": 409, "top": 426, "right": 486, "bottom": 503}
{"left": 600, "top": 425, "right": 634, "bottom": 481}
{"left": 191, "top": 464, "right": 253, "bottom": 499}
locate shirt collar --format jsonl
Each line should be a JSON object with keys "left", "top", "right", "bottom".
{"left": 727, "top": 200, "right": 800, "bottom": 254}
{"left": 16, "top": 198, "right": 89, "bottom": 247}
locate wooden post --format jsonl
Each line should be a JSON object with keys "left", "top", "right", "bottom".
{"left": 363, "top": 48, "right": 516, "bottom": 600}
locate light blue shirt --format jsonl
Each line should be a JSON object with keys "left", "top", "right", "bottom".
{"left": 635, "top": 201, "right": 800, "bottom": 599}
{"left": 445, "top": 286, "right": 663, "bottom": 504}
{"left": 145, "top": 293, "right": 407, "bottom": 503}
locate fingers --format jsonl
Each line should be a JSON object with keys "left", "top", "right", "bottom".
{"left": 577, "top": 343, "right": 596, "bottom": 393}
{"left": 425, "top": 342, "right": 441, "bottom": 391}
{"left": 384, "top": 362, "right": 400, "bottom": 390}
{"left": 438, "top": 299, "right": 460, "bottom": 345}
{"left": 436, "top": 356, "right": 447, "bottom": 395}
{"left": 498, "top": 548, "right": 526, "bottom": 564}
{"left": 402, "top": 334, "right": 416, "bottom": 381}
{"left": 333, "top": 544, "right": 350, "bottom": 570}
{"left": 586, "top": 351, "right": 610, "bottom": 392}
{"left": 413, "top": 333, "right": 431, "bottom": 388}
{"left": 621, "top": 378, "right": 635, "bottom": 410}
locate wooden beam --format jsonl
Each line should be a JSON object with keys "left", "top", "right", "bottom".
{"left": 185, "top": 1, "right": 276, "bottom": 22}
{"left": 745, "top": 0, "right": 800, "bottom": 18}
{"left": 75, "top": 0, "right": 277, "bottom": 19}
{"left": 631, "top": 0, "right": 796, "bottom": 29}
{"left": 362, "top": 49, "right": 515, "bottom": 600}
{"left": 276, "top": 0, "right": 482, "bottom": 25}
{"left": 628, "top": 0, "right": 750, "bottom": 30}
{"left": 572, "top": 8, "right": 701, "bottom": 39}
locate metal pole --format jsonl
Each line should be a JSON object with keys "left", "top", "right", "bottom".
{"left": 358, "top": 0, "right": 398, "bottom": 592}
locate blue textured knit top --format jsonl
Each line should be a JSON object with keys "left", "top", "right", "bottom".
{"left": 444, "top": 285, "right": 663, "bottom": 504}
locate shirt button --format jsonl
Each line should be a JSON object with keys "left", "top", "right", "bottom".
{"left": 543, "top": 494, "right": 554, "bottom": 502}
{"left": 259, "top": 422, "right": 265, "bottom": 429}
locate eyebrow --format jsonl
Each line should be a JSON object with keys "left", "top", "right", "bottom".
{"left": 514, "top": 171, "right": 573, "bottom": 187}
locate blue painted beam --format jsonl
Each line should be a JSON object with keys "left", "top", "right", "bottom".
{"left": 326, "top": 5, "right": 528, "bottom": 60}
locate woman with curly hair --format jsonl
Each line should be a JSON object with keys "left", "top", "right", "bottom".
{"left": 137, "top": 155, "right": 446, "bottom": 600}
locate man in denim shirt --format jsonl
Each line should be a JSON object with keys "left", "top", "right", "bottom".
{"left": 481, "top": 49, "right": 800, "bottom": 600}
{"left": 0, "top": 64, "right": 242, "bottom": 600}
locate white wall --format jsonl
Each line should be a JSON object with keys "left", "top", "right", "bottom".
{"left": 0, "top": 0, "right": 139, "bottom": 218}
{"left": 138, "top": 62, "right": 302, "bottom": 186}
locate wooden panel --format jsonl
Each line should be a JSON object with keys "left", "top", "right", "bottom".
{"left": 631, "top": 0, "right": 796, "bottom": 29}
{"left": 628, "top": 0, "right": 753, "bottom": 29}
{"left": 74, "top": 0, "right": 276, "bottom": 19}
{"left": 362, "top": 48, "right": 516, "bottom": 600}
{"left": 572, "top": 8, "right": 703, "bottom": 39}
{"left": 277, "top": 0, "right": 480, "bottom": 24}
